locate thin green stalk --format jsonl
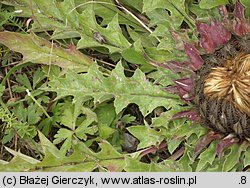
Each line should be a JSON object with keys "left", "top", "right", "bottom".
{"left": 26, "top": 89, "right": 52, "bottom": 120}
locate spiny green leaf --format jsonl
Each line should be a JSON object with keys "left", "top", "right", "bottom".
{"left": 143, "top": 0, "right": 194, "bottom": 29}
{"left": 76, "top": 139, "right": 122, "bottom": 160}
{"left": 73, "top": 139, "right": 125, "bottom": 171}
{"left": 126, "top": 26, "right": 156, "bottom": 48}
{"left": 169, "top": 120, "right": 207, "bottom": 140}
{"left": 121, "top": 48, "right": 148, "bottom": 65}
{"left": 110, "top": 63, "right": 180, "bottom": 116}
{"left": 46, "top": 62, "right": 181, "bottom": 116}
{"left": 92, "top": 0, "right": 145, "bottom": 30}
{"left": 99, "top": 14, "right": 131, "bottom": 49}
{"left": 124, "top": 156, "right": 170, "bottom": 172}
{"left": 0, "top": 31, "right": 93, "bottom": 72}
{"left": 0, "top": 155, "right": 36, "bottom": 172}
{"left": 5, "top": 0, "right": 76, "bottom": 30}
{"left": 77, "top": 7, "right": 118, "bottom": 52}
{"left": 178, "top": 147, "right": 193, "bottom": 172}
{"left": 243, "top": 147, "right": 250, "bottom": 167}
{"left": 38, "top": 131, "right": 62, "bottom": 159}
{"left": 168, "top": 138, "right": 183, "bottom": 154}
{"left": 4, "top": 147, "right": 40, "bottom": 164}
{"left": 189, "top": 4, "right": 221, "bottom": 22}
{"left": 174, "top": 124, "right": 207, "bottom": 162}
{"left": 121, "top": 0, "right": 143, "bottom": 12}
{"left": 222, "top": 143, "right": 248, "bottom": 172}
{"left": 100, "top": 159, "right": 125, "bottom": 172}
{"left": 3, "top": 0, "right": 133, "bottom": 53}
{"left": 196, "top": 141, "right": 217, "bottom": 171}
{"left": 96, "top": 141, "right": 123, "bottom": 159}
{"left": 151, "top": 111, "right": 177, "bottom": 128}
{"left": 36, "top": 162, "right": 97, "bottom": 172}
{"left": 199, "top": 0, "right": 229, "bottom": 9}
{"left": 77, "top": 12, "right": 131, "bottom": 53}
{"left": 145, "top": 47, "right": 186, "bottom": 62}
{"left": 127, "top": 125, "right": 165, "bottom": 149}
{"left": 151, "top": 25, "right": 177, "bottom": 51}
{"left": 241, "top": 0, "right": 250, "bottom": 17}
{"left": 35, "top": 137, "right": 97, "bottom": 171}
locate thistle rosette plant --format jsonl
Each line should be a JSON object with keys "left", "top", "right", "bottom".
{"left": 152, "top": 0, "right": 250, "bottom": 156}
{"left": 1, "top": 0, "right": 250, "bottom": 172}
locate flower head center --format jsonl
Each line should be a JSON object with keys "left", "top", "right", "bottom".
{"left": 204, "top": 53, "right": 250, "bottom": 116}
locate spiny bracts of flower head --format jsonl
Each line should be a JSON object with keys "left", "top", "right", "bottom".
{"left": 151, "top": 1, "right": 250, "bottom": 147}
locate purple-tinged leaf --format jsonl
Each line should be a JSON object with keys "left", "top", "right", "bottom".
{"left": 233, "top": 19, "right": 250, "bottom": 36}
{"left": 152, "top": 60, "right": 193, "bottom": 73}
{"left": 197, "top": 21, "right": 231, "bottom": 53}
{"left": 139, "top": 141, "right": 167, "bottom": 158}
{"left": 232, "top": 0, "right": 250, "bottom": 36}
{"left": 165, "top": 61, "right": 190, "bottom": 72}
{"left": 164, "top": 85, "right": 179, "bottom": 94}
{"left": 194, "top": 131, "right": 222, "bottom": 157}
{"left": 171, "top": 109, "right": 200, "bottom": 121}
{"left": 216, "top": 135, "right": 239, "bottom": 158}
{"left": 105, "top": 162, "right": 124, "bottom": 172}
{"left": 165, "top": 78, "right": 195, "bottom": 101}
{"left": 146, "top": 54, "right": 195, "bottom": 74}
{"left": 184, "top": 43, "right": 203, "bottom": 71}
{"left": 169, "top": 146, "right": 185, "bottom": 161}
{"left": 164, "top": 86, "right": 182, "bottom": 97}
{"left": 234, "top": 0, "right": 245, "bottom": 20}
{"left": 174, "top": 77, "right": 193, "bottom": 94}
{"left": 145, "top": 53, "right": 193, "bottom": 73}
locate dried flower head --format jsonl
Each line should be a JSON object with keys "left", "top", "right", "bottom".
{"left": 194, "top": 36, "right": 250, "bottom": 139}
{"left": 204, "top": 53, "right": 250, "bottom": 117}
{"left": 154, "top": 0, "right": 250, "bottom": 145}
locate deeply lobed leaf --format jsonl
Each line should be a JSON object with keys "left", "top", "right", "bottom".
{"left": 45, "top": 62, "right": 182, "bottom": 116}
